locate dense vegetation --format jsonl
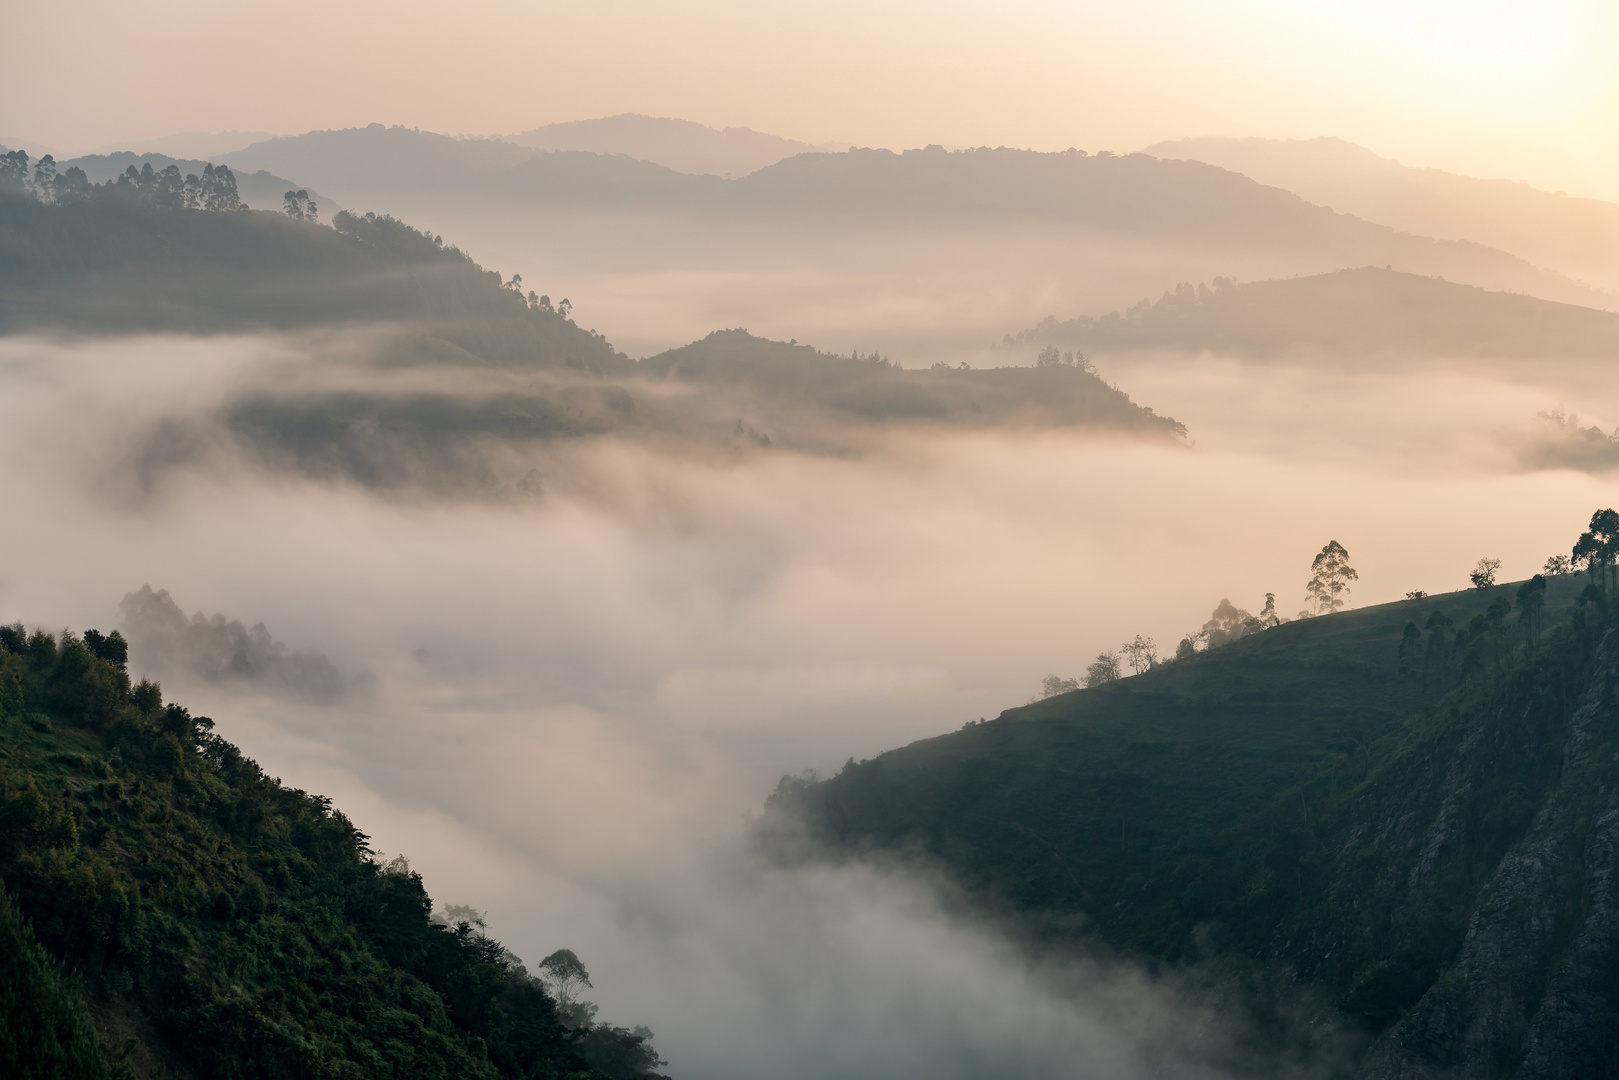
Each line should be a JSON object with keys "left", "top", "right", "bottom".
{"left": 766, "top": 521, "right": 1619, "bottom": 1074}
{"left": 0, "top": 624, "right": 664, "bottom": 1079}
{"left": 638, "top": 330, "right": 1185, "bottom": 433}
{"left": 1011, "top": 267, "right": 1619, "bottom": 359}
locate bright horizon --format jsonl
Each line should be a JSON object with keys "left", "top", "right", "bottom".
{"left": 5, "top": 0, "right": 1617, "bottom": 202}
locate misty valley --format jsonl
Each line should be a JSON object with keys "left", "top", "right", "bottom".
{"left": 4, "top": 113, "right": 1619, "bottom": 1080}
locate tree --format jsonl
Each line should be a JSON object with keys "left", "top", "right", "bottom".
{"left": 51, "top": 166, "right": 91, "bottom": 205}
{"left": 537, "top": 948, "right": 592, "bottom": 1006}
{"left": 283, "top": 189, "right": 318, "bottom": 222}
{"left": 1041, "top": 674, "right": 1080, "bottom": 697}
{"left": 31, "top": 154, "right": 56, "bottom": 202}
{"left": 1202, "top": 599, "right": 1256, "bottom": 648}
{"left": 1469, "top": 557, "right": 1502, "bottom": 589}
{"left": 1256, "top": 593, "right": 1283, "bottom": 628}
{"left": 1544, "top": 554, "right": 1574, "bottom": 576}
{"left": 1422, "top": 609, "right": 1454, "bottom": 684}
{"left": 1120, "top": 635, "right": 1157, "bottom": 674}
{"left": 1397, "top": 621, "right": 1422, "bottom": 677}
{"left": 1083, "top": 652, "right": 1120, "bottom": 686}
{"left": 1573, "top": 508, "right": 1619, "bottom": 595}
{"left": 1, "top": 149, "right": 30, "bottom": 191}
{"left": 1516, "top": 574, "right": 1547, "bottom": 645}
{"left": 1305, "top": 541, "right": 1357, "bottom": 615}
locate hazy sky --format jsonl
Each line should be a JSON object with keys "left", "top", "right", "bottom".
{"left": 5, "top": 0, "right": 1617, "bottom": 200}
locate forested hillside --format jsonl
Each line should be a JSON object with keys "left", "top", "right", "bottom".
{"left": 766, "top": 518, "right": 1619, "bottom": 1077}
{"left": 0, "top": 164, "right": 625, "bottom": 373}
{"left": 0, "top": 624, "right": 666, "bottom": 1079}
{"left": 1012, "top": 267, "right": 1619, "bottom": 359}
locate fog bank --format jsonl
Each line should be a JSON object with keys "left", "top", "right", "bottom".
{"left": 0, "top": 330, "right": 1613, "bottom": 1075}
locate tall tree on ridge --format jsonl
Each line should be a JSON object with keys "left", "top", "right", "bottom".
{"left": 1305, "top": 540, "right": 1357, "bottom": 615}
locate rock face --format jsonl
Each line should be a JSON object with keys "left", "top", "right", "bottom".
{"left": 1358, "top": 629, "right": 1619, "bottom": 1079}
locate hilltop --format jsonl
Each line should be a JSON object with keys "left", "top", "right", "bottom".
{"left": 1011, "top": 267, "right": 1619, "bottom": 359}
{"left": 506, "top": 114, "right": 841, "bottom": 178}
{"left": 766, "top": 557, "right": 1619, "bottom": 1076}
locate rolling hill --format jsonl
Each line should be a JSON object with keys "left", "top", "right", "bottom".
{"left": 214, "top": 129, "right": 1616, "bottom": 313}
{"left": 1144, "top": 137, "right": 1619, "bottom": 293}
{"left": 506, "top": 114, "right": 842, "bottom": 178}
{"left": 763, "top": 564, "right": 1619, "bottom": 1077}
{"left": 1011, "top": 267, "right": 1619, "bottom": 359}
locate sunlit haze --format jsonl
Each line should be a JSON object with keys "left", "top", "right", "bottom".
{"left": 5, "top": 0, "right": 1618, "bottom": 199}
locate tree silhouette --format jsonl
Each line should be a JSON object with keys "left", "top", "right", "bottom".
{"left": 1573, "top": 509, "right": 1619, "bottom": 595}
{"left": 1120, "top": 635, "right": 1157, "bottom": 674}
{"left": 537, "top": 948, "right": 592, "bottom": 1005}
{"left": 1516, "top": 574, "right": 1547, "bottom": 645}
{"left": 1083, "top": 652, "right": 1120, "bottom": 687}
{"left": 1305, "top": 541, "right": 1357, "bottom": 615}
{"left": 282, "top": 189, "right": 318, "bottom": 222}
{"left": 1470, "top": 557, "right": 1502, "bottom": 590}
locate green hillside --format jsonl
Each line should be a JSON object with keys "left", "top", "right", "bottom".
{"left": 0, "top": 625, "right": 663, "bottom": 1079}
{"left": 766, "top": 545, "right": 1619, "bottom": 1074}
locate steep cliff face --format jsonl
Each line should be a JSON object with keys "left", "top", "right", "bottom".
{"left": 1353, "top": 627, "right": 1619, "bottom": 1079}
{"left": 768, "top": 584, "right": 1619, "bottom": 1077}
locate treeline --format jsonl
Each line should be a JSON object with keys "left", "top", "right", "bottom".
{"left": 1042, "top": 525, "right": 1606, "bottom": 701}
{"left": 2, "top": 149, "right": 247, "bottom": 212}
{"left": 0, "top": 624, "right": 667, "bottom": 1078}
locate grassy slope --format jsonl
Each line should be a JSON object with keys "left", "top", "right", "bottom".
{"left": 771, "top": 575, "right": 1601, "bottom": 1028}
{"left": 0, "top": 627, "right": 610, "bottom": 1080}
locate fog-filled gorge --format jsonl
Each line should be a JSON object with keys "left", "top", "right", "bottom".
{"left": 1, "top": 326, "right": 1612, "bottom": 1076}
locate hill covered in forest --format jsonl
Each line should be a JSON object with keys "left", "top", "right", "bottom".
{"left": 0, "top": 623, "right": 667, "bottom": 1079}
{"left": 0, "top": 178, "right": 1186, "bottom": 494}
{"left": 1011, "top": 267, "right": 1619, "bottom": 359}
{"left": 0, "top": 173, "right": 624, "bottom": 372}
{"left": 764, "top": 521, "right": 1619, "bottom": 1078}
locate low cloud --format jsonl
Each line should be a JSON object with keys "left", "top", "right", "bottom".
{"left": 2, "top": 330, "right": 1616, "bottom": 1077}
{"left": 119, "top": 584, "right": 357, "bottom": 704}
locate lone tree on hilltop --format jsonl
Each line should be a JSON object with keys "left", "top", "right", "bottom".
{"left": 1305, "top": 541, "right": 1358, "bottom": 616}
{"left": 1470, "top": 557, "right": 1502, "bottom": 590}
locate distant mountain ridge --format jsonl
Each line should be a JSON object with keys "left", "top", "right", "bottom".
{"left": 215, "top": 128, "right": 1614, "bottom": 311}
{"left": 1145, "top": 136, "right": 1619, "bottom": 292}
{"left": 1013, "top": 267, "right": 1619, "bottom": 359}
{"left": 507, "top": 114, "right": 844, "bottom": 178}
